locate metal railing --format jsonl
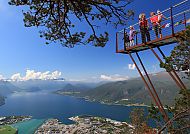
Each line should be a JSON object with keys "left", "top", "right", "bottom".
{"left": 116, "top": 0, "right": 190, "bottom": 52}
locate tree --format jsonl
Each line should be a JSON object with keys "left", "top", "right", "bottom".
{"left": 161, "top": 26, "right": 190, "bottom": 79}
{"left": 150, "top": 26, "right": 190, "bottom": 134}
{"left": 129, "top": 108, "right": 156, "bottom": 134}
{"left": 9, "top": 0, "right": 134, "bottom": 47}
{"left": 148, "top": 89, "right": 190, "bottom": 134}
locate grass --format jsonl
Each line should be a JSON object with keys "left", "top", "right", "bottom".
{"left": 0, "top": 125, "right": 17, "bottom": 134}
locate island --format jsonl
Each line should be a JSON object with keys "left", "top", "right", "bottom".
{"left": 35, "top": 115, "right": 134, "bottom": 134}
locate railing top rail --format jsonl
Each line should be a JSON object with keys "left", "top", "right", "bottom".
{"left": 173, "top": 0, "right": 188, "bottom": 8}
{"left": 118, "top": 0, "right": 189, "bottom": 33}
{"left": 172, "top": 9, "right": 190, "bottom": 18}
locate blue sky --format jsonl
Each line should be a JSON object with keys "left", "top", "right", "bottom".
{"left": 0, "top": 0, "right": 181, "bottom": 82}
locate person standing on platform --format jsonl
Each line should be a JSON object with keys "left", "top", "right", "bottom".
{"left": 124, "top": 32, "right": 130, "bottom": 50}
{"left": 150, "top": 12, "right": 161, "bottom": 39}
{"left": 129, "top": 26, "right": 136, "bottom": 46}
{"left": 157, "top": 10, "right": 167, "bottom": 38}
{"left": 157, "top": 10, "right": 167, "bottom": 23}
{"left": 139, "top": 13, "right": 151, "bottom": 44}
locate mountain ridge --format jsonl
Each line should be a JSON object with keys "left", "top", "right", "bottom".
{"left": 56, "top": 72, "right": 190, "bottom": 106}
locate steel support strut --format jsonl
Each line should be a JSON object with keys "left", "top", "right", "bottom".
{"left": 157, "top": 47, "right": 187, "bottom": 90}
{"left": 135, "top": 52, "right": 169, "bottom": 121}
{"left": 148, "top": 46, "right": 185, "bottom": 90}
{"left": 128, "top": 52, "right": 169, "bottom": 123}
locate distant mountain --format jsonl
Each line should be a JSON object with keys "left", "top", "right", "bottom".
{"left": 0, "top": 80, "right": 21, "bottom": 96}
{"left": 0, "top": 80, "right": 22, "bottom": 106}
{"left": 0, "top": 80, "right": 21, "bottom": 106}
{"left": 11, "top": 80, "right": 101, "bottom": 92}
{"left": 55, "top": 83, "right": 92, "bottom": 95}
{"left": 24, "top": 87, "right": 42, "bottom": 92}
{"left": 63, "top": 81, "right": 109, "bottom": 89}
{"left": 0, "top": 94, "right": 5, "bottom": 106}
{"left": 11, "top": 80, "right": 67, "bottom": 92}
{"left": 57, "top": 72, "right": 190, "bottom": 106}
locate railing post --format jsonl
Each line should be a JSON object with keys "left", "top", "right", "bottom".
{"left": 136, "top": 33, "right": 138, "bottom": 45}
{"left": 124, "top": 29, "right": 126, "bottom": 50}
{"left": 184, "top": 12, "right": 187, "bottom": 28}
{"left": 116, "top": 32, "right": 118, "bottom": 53}
{"left": 170, "top": 6, "right": 175, "bottom": 36}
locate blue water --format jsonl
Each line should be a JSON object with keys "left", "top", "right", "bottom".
{"left": 12, "top": 119, "right": 45, "bottom": 134}
{"left": 0, "top": 92, "right": 149, "bottom": 133}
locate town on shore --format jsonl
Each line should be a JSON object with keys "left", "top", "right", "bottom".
{"left": 0, "top": 115, "right": 32, "bottom": 125}
{"left": 35, "top": 115, "right": 134, "bottom": 134}
{"left": 0, "top": 115, "right": 157, "bottom": 134}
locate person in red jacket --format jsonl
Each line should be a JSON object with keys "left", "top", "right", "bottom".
{"left": 150, "top": 12, "right": 162, "bottom": 38}
{"left": 139, "top": 13, "right": 151, "bottom": 43}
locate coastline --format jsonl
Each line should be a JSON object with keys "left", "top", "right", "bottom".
{"left": 78, "top": 96, "right": 169, "bottom": 109}
{"left": 73, "top": 96, "right": 169, "bottom": 109}
{"left": 55, "top": 93, "right": 150, "bottom": 108}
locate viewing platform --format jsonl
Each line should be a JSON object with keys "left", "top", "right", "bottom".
{"left": 116, "top": 0, "right": 190, "bottom": 54}
{"left": 115, "top": 1, "right": 190, "bottom": 126}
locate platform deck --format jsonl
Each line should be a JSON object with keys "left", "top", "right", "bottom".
{"left": 117, "top": 32, "right": 181, "bottom": 54}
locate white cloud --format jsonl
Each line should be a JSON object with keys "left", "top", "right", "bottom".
{"left": 100, "top": 74, "right": 129, "bottom": 81}
{"left": 128, "top": 64, "right": 136, "bottom": 70}
{"left": 67, "top": 78, "right": 85, "bottom": 82}
{"left": 141, "top": 71, "right": 145, "bottom": 75}
{"left": 0, "top": 74, "right": 5, "bottom": 80}
{"left": 11, "top": 70, "right": 62, "bottom": 81}
{"left": 11, "top": 73, "right": 22, "bottom": 81}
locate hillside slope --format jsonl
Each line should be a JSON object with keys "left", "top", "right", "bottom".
{"left": 0, "top": 81, "right": 20, "bottom": 96}
{"left": 0, "top": 95, "right": 5, "bottom": 106}
{"left": 57, "top": 72, "right": 190, "bottom": 106}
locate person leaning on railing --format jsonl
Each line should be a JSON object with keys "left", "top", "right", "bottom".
{"left": 157, "top": 10, "right": 168, "bottom": 23}
{"left": 157, "top": 10, "right": 168, "bottom": 38}
{"left": 150, "top": 12, "right": 162, "bottom": 39}
{"left": 139, "top": 13, "right": 151, "bottom": 44}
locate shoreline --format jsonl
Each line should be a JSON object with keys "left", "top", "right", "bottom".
{"left": 74, "top": 96, "right": 169, "bottom": 109}
{"left": 56, "top": 93, "right": 170, "bottom": 110}
{"left": 55, "top": 93, "right": 150, "bottom": 108}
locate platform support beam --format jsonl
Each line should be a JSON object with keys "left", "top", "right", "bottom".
{"left": 135, "top": 52, "right": 169, "bottom": 121}
{"left": 149, "top": 46, "right": 185, "bottom": 90}
{"left": 157, "top": 47, "right": 187, "bottom": 90}
{"left": 128, "top": 52, "right": 169, "bottom": 123}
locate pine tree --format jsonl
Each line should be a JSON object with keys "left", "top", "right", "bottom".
{"left": 9, "top": 0, "right": 134, "bottom": 47}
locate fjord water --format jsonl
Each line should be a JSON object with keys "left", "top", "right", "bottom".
{"left": 12, "top": 119, "right": 45, "bottom": 134}
{"left": 0, "top": 92, "right": 147, "bottom": 133}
